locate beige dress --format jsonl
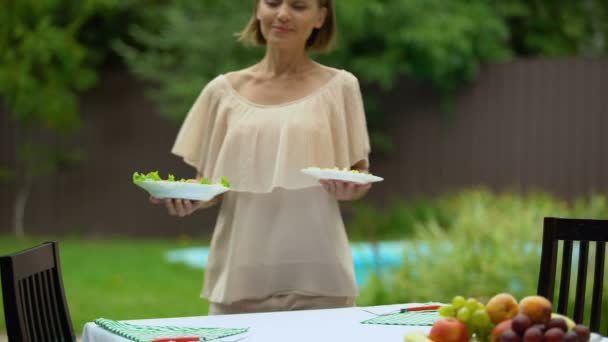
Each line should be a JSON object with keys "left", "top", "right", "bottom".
{"left": 171, "top": 69, "right": 371, "bottom": 307}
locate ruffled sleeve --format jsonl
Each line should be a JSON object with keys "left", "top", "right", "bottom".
{"left": 171, "top": 77, "right": 224, "bottom": 176}
{"left": 170, "top": 71, "right": 372, "bottom": 193}
{"left": 341, "top": 72, "right": 371, "bottom": 169}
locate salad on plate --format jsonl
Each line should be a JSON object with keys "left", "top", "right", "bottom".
{"left": 133, "top": 171, "right": 230, "bottom": 201}
{"left": 301, "top": 167, "right": 383, "bottom": 184}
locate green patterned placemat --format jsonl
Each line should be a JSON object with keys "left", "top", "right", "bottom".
{"left": 95, "top": 318, "right": 248, "bottom": 342}
{"left": 361, "top": 310, "right": 440, "bottom": 326}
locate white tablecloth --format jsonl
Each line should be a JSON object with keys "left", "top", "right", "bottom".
{"left": 81, "top": 303, "right": 433, "bottom": 342}
{"left": 81, "top": 303, "right": 608, "bottom": 342}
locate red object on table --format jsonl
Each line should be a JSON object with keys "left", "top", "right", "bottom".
{"left": 149, "top": 337, "right": 202, "bottom": 342}
{"left": 400, "top": 305, "right": 442, "bottom": 313}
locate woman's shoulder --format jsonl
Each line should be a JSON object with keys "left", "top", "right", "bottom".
{"left": 222, "top": 67, "right": 257, "bottom": 92}
{"left": 315, "top": 64, "right": 359, "bottom": 87}
{"left": 312, "top": 64, "right": 364, "bottom": 94}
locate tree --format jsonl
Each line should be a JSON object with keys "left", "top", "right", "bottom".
{"left": 496, "top": 0, "right": 608, "bottom": 56}
{"left": 116, "top": 0, "right": 510, "bottom": 152}
{"left": 0, "top": 0, "right": 119, "bottom": 237}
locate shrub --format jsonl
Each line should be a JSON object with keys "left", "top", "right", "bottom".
{"left": 356, "top": 188, "right": 608, "bottom": 307}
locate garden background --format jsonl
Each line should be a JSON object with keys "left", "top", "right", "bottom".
{"left": 1, "top": 0, "right": 607, "bottom": 335}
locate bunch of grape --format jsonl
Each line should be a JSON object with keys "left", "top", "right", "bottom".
{"left": 439, "top": 296, "right": 494, "bottom": 341}
{"left": 501, "top": 314, "right": 590, "bottom": 342}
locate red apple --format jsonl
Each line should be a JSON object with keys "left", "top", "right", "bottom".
{"left": 429, "top": 318, "right": 470, "bottom": 342}
{"left": 491, "top": 319, "right": 513, "bottom": 342}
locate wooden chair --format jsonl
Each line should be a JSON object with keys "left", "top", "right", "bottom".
{"left": 537, "top": 217, "right": 608, "bottom": 334}
{"left": 1, "top": 241, "right": 75, "bottom": 341}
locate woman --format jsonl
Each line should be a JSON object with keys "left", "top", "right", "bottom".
{"left": 151, "top": 0, "right": 372, "bottom": 314}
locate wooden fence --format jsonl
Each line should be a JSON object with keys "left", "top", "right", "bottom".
{"left": 0, "top": 57, "right": 607, "bottom": 237}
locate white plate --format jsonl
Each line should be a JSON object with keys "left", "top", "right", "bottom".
{"left": 301, "top": 167, "right": 383, "bottom": 184}
{"left": 135, "top": 180, "right": 229, "bottom": 201}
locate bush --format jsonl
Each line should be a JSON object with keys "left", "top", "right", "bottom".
{"left": 356, "top": 188, "right": 608, "bottom": 309}
{"left": 348, "top": 198, "right": 450, "bottom": 241}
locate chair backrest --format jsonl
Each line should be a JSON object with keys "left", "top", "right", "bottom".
{"left": 537, "top": 217, "right": 608, "bottom": 334}
{"left": 0, "top": 241, "right": 75, "bottom": 342}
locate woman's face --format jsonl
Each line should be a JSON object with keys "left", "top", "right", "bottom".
{"left": 256, "top": 0, "right": 327, "bottom": 51}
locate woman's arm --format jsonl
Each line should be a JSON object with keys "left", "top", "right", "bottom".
{"left": 320, "top": 159, "right": 372, "bottom": 201}
{"left": 148, "top": 173, "right": 224, "bottom": 217}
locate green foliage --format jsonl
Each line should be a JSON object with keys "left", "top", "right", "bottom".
{"left": 114, "top": 1, "right": 261, "bottom": 123}
{"left": 0, "top": 0, "right": 126, "bottom": 235}
{"left": 0, "top": 2, "right": 94, "bottom": 133}
{"left": 115, "top": 0, "right": 510, "bottom": 130}
{"left": 356, "top": 188, "right": 608, "bottom": 308}
{"left": 114, "top": 1, "right": 608, "bottom": 153}
{"left": 496, "top": 0, "right": 608, "bottom": 56}
{"left": 348, "top": 198, "right": 450, "bottom": 241}
{"left": 327, "top": 0, "right": 511, "bottom": 93}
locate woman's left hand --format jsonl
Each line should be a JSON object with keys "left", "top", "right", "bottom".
{"left": 320, "top": 180, "right": 372, "bottom": 201}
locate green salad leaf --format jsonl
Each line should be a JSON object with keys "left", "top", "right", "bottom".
{"left": 132, "top": 171, "right": 161, "bottom": 183}
{"left": 132, "top": 171, "right": 230, "bottom": 188}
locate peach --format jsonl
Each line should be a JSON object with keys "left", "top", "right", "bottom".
{"left": 490, "top": 319, "right": 512, "bottom": 342}
{"left": 429, "top": 318, "right": 470, "bottom": 342}
{"left": 486, "top": 293, "right": 519, "bottom": 324}
{"left": 519, "top": 295, "right": 552, "bottom": 325}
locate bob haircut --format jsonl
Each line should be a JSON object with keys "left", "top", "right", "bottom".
{"left": 237, "top": 0, "right": 337, "bottom": 53}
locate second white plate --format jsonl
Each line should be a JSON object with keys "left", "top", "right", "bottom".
{"left": 301, "top": 167, "right": 383, "bottom": 184}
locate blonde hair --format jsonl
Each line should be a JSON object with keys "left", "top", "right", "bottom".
{"left": 237, "top": 0, "right": 336, "bottom": 53}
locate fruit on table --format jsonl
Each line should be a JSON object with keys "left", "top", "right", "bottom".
{"left": 439, "top": 296, "right": 492, "bottom": 341}
{"left": 543, "top": 327, "right": 566, "bottom": 342}
{"left": 499, "top": 330, "right": 520, "bottom": 342}
{"left": 547, "top": 317, "right": 569, "bottom": 332}
{"left": 435, "top": 293, "right": 594, "bottom": 342}
{"left": 405, "top": 331, "right": 435, "bottom": 342}
{"left": 519, "top": 296, "right": 552, "bottom": 324}
{"left": 511, "top": 314, "right": 532, "bottom": 336}
{"left": 429, "top": 318, "right": 470, "bottom": 342}
{"left": 564, "top": 331, "right": 580, "bottom": 342}
{"left": 522, "top": 326, "right": 544, "bottom": 342}
{"left": 486, "top": 293, "right": 519, "bottom": 324}
{"left": 491, "top": 312, "right": 591, "bottom": 342}
{"left": 551, "top": 313, "right": 576, "bottom": 331}
{"left": 572, "top": 324, "right": 591, "bottom": 342}
{"left": 490, "top": 319, "right": 512, "bottom": 342}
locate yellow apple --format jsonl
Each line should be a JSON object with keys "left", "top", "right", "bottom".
{"left": 519, "top": 296, "right": 552, "bottom": 325}
{"left": 486, "top": 293, "right": 519, "bottom": 324}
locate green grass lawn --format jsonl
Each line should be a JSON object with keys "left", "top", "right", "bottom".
{"left": 0, "top": 235, "right": 210, "bottom": 335}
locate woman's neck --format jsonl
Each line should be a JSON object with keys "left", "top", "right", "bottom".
{"left": 257, "top": 47, "right": 315, "bottom": 77}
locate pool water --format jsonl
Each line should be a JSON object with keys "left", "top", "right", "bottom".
{"left": 166, "top": 241, "right": 408, "bottom": 287}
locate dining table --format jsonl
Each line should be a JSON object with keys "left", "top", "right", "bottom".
{"left": 81, "top": 302, "right": 608, "bottom": 342}
{"left": 81, "top": 302, "right": 437, "bottom": 342}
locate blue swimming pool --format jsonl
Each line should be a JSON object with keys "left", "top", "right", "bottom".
{"left": 165, "top": 241, "right": 409, "bottom": 287}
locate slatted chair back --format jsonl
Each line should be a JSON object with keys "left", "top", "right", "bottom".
{"left": 0, "top": 241, "right": 75, "bottom": 341}
{"left": 538, "top": 217, "right": 608, "bottom": 334}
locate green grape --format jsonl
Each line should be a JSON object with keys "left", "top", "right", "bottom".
{"left": 475, "top": 324, "right": 494, "bottom": 342}
{"left": 465, "top": 298, "right": 479, "bottom": 311}
{"left": 471, "top": 308, "right": 491, "bottom": 329}
{"left": 456, "top": 306, "right": 471, "bottom": 323}
{"left": 452, "top": 296, "right": 466, "bottom": 309}
{"left": 438, "top": 305, "right": 456, "bottom": 317}
{"left": 476, "top": 302, "right": 485, "bottom": 310}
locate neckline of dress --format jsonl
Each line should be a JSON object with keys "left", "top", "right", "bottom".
{"left": 220, "top": 69, "right": 344, "bottom": 109}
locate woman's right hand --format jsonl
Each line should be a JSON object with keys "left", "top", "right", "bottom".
{"left": 149, "top": 195, "right": 221, "bottom": 217}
